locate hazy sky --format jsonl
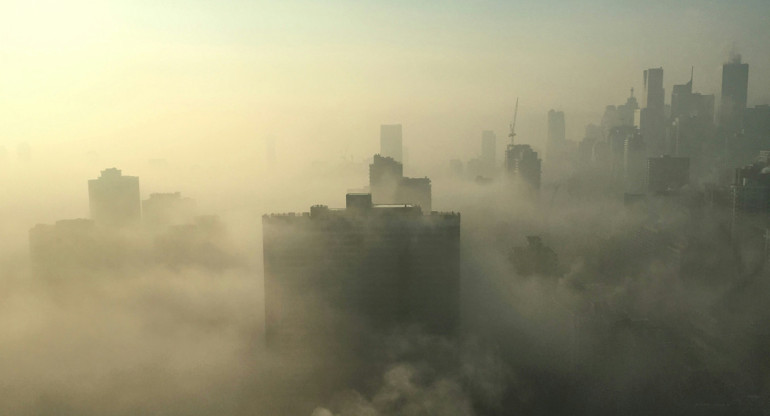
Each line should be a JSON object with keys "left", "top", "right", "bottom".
{"left": 2, "top": 0, "right": 769, "bottom": 171}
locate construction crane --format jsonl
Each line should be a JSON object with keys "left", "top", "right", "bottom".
{"left": 508, "top": 98, "right": 519, "bottom": 145}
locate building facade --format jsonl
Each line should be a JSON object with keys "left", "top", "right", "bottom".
{"left": 262, "top": 193, "right": 460, "bottom": 348}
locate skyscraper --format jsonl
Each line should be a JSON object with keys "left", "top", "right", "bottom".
{"left": 505, "top": 144, "right": 541, "bottom": 191}
{"left": 380, "top": 124, "right": 403, "bottom": 163}
{"left": 88, "top": 168, "right": 140, "bottom": 227}
{"left": 369, "top": 154, "right": 431, "bottom": 211}
{"left": 720, "top": 55, "right": 749, "bottom": 129}
{"left": 262, "top": 193, "right": 460, "bottom": 348}
{"left": 547, "top": 110, "right": 565, "bottom": 144}
{"left": 646, "top": 155, "right": 690, "bottom": 194}
{"left": 547, "top": 110, "right": 566, "bottom": 162}
{"left": 641, "top": 67, "right": 666, "bottom": 156}
{"left": 481, "top": 130, "right": 496, "bottom": 165}
{"left": 670, "top": 72, "right": 693, "bottom": 121}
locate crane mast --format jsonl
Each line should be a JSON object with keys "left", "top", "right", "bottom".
{"left": 509, "top": 98, "right": 519, "bottom": 145}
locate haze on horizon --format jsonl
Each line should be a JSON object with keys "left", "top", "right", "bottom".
{"left": 2, "top": 0, "right": 769, "bottom": 173}
{"left": 4, "top": 2, "right": 770, "bottom": 415}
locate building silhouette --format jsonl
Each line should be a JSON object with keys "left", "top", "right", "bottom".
{"left": 731, "top": 163, "right": 770, "bottom": 272}
{"left": 547, "top": 109, "right": 565, "bottom": 161}
{"left": 624, "top": 128, "right": 646, "bottom": 194}
{"left": 88, "top": 168, "right": 140, "bottom": 228}
{"left": 505, "top": 144, "right": 541, "bottom": 191}
{"left": 481, "top": 130, "right": 496, "bottom": 166}
{"left": 720, "top": 55, "right": 749, "bottom": 129}
{"left": 262, "top": 193, "right": 460, "bottom": 348}
{"left": 29, "top": 219, "right": 136, "bottom": 273}
{"left": 641, "top": 68, "right": 666, "bottom": 156}
{"left": 369, "top": 154, "right": 431, "bottom": 211}
{"left": 647, "top": 155, "right": 690, "bottom": 194}
{"left": 380, "top": 124, "right": 403, "bottom": 163}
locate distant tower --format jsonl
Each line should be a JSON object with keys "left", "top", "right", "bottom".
{"left": 88, "top": 168, "right": 141, "bottom": 227}
{"left": 369, "top": 154, "right": 404, "bottom": 204}
{"left": 547, "top": 110, "right": 565, "bottom": 161}
{"left": 380, "top": 124, "right": 403, "bottom": 163}
{"left": 641, "top": 67, "right": 666, "bottom": 156}
{"left": 506, "top": 145, "right": 542, "bottom": 191}
{"left": 481, "top": 130, "right": 496, "bottom": 165}
{"left": 720, "top": 55, "right": 749, "bottom": 129}
{"left": 617, "top": 88, "right": 640, "bottom": 127}
{"left": 671, "top": 68, "right": 694, "bottom": 120}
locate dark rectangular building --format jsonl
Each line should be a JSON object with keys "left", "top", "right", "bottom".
{"left": 262, "top": 194, "right": 460, "bottom": 348}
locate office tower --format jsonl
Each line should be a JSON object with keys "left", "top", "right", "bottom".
{"left": 398, "top": 177, "right": 432, "bottom": 212}
{"left": 720, "top": 55, "right": 749, "bottom": 129}
{"left": 671, "top": 73, "right": 693, "bottom": 121}
{"left": 617, "top": 88, "right": 640, "bottom": 127}
{"left": 142, "top": 192, "right": 196, "bottom": 229}
{"left": 646, "top": 155, "right": 690, "bottom": 194}
{"left": 731, "top": 164, "right": 770, "bottom": 271}
{"left": 641, "top": 68, "right": 666, "bottom": 156}
{"left": 547, "top": 110, "right": 566, "bottom": 164}
{"left": 380, "top": 124, "right": 403, "bottom": 163}
{"left": 608, "top": 126, "right": 638, "bottom": 177}
{"left": 369, "top": 154, "right": 403, "bottom": 204}
{"left": 505, "top": 144, "right": 541, "bottom": 191}
{"left": 624, "top": 129, "right": 646, "bottom": 194}
{"left": 547, "top": 110, "right": 566, "bottom": 143}
{"left": 644, "top": 68, "right": 665, "bottom": 111}
{"left": 262, "top": 193, "right": 461, "bottom": 348}
{"left": 671, "top": 70, "right": 715, "bottom": 122}
{"left": 88, "top": 168, "right": 140, "bottom": 227}
{"left": 481, "top": 130, "right": 496, "bottom": 165}
{"left": 369, "top": 154, "right": 431, "bottom": 211}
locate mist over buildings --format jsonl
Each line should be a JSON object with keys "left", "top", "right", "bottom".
{"left": 3, "top": 1, "right": 770, "bottom": 415}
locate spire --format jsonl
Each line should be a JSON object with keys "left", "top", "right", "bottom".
{"left": 689, "top": 66, "right": 694, "bottom": 87}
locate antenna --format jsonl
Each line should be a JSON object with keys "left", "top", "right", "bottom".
{"left": 509, "top": 98, "right": 519, "bottom": 145}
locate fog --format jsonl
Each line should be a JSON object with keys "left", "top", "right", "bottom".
{"left": 4, "top": 1, "right": 770, "bottom": 415}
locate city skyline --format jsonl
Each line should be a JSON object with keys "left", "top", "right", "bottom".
{"left": 4, "top": 2, "right": 770, "bottom": 415}
{"left": 2, "top": 1, "right": 770, "bottom": 172}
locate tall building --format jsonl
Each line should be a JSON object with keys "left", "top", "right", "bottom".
{"left": 720, "top": 55, "right": 749, "bottom": 129}
{"left": 369, "top": 154, "right": 403, "bottom": 204}
{"left": 624, "top": 128, "right": 646, "bottom": 194}
{"left": 547, "top": 110, "right": 566, "bottom": 158}
{"left": 369, "top": 154, "right": 431, "bottom": 211}
{"left": 641, "top": 67, "right": 667, "bottom": 156}
{"left": 617, "top": 88, "right": 640, "bottom": 127}
{"left": 88, "top": 168, "right": 140, "bottom": 227}
{"left": 731, "top": 164, "right": 770, "bottom": 271}
{"left": 646, "top": 155, "right": 690, "bottom": 194}
{"left": 505, "top": 144, "right": 541, "bottom": 191}
{"left": 262, "top": 193, "right": 460, "bottom": 348}
{"left": 380, "top": 124, "right": 403, "bottom": 163}
{"left": 481, "top": 130, "right": 496, "bottom": 165}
